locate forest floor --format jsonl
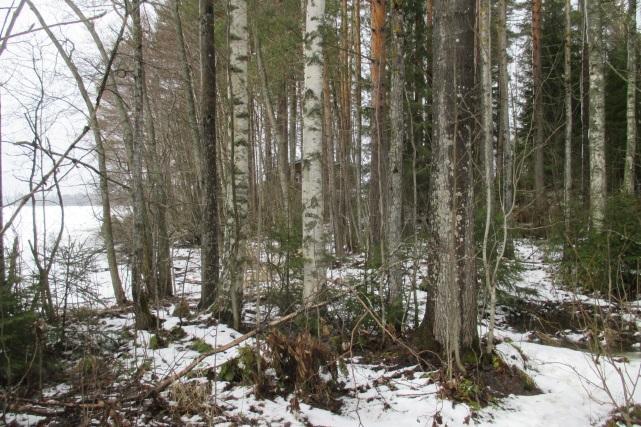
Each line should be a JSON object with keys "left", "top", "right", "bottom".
{"left": 3, "top": 240, "right": 641, "bottom": 426}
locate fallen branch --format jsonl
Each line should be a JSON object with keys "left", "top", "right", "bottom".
{"left": 141, "top": 298, "right": 335, "bottom": 398}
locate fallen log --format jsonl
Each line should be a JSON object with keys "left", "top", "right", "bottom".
{"left": 140, "top": 297, "right": 335, "bottom": 398}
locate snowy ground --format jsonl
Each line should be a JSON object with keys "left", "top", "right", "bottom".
{"left": 3, "top": 206, "right": 641, "bottom": 426}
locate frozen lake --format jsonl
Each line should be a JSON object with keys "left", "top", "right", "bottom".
{"left": 3, "top": 204, "right": 127, "bottom": 307}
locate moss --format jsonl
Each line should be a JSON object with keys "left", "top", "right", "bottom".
{"left": 188, "top": 339, "right": 214, "bottom": 353}
{"left": 150, "top": 334, "right": 167, "bottom": 350}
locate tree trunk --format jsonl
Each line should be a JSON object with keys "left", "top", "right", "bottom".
{"left": 480, "top": 0, "right": 495, "bottom": 354}
{"left": 581, "top": 0, "right": 590, "bottom": 206}
{"left": 497, "top": 0, "right": 514, "bottom": 257}
{"left": 369, "top": 0, "right": 386, "bottom": 254}
{"left": 532, "top": 0, "right": 546, "bottom": 221}
{"left": 50, "top": 0, "right": 128, "bottom": 305}
{"left": 386, "top": 2, "right": 404, "bottom": 323}
{"left": 353, "top": 0, "right": 363, "bottom": 248}
{"left": 302, "top": 0, "right": 326, "bottom": 301}
{"left": 131, "top": 0, "right": 155, "bottom": 329}
{"left": 564, "top": 0, "right": 573, "bottom": 229}
{"left": 226, "top": 0, "right": 250, "bottom": 329}
{"left": 172, "top": 0, "right": 204, "bottom": 184}
{"left": 419, "top": 0, "right": 477, "bottom": 373}
{"left": 199, "top": 0, "right": 220, "bottom": 309}
{"left": 588, "top": 0, "right": 606, "bottom": 231}
{"left": 624, "top": 0, "right": 637, "bottom": 194}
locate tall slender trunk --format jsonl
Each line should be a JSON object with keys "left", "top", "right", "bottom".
{"left": 480, "top": 0, "right": 495, "bottom": 354}
{"left": 564, "top": 0, "right": 573, "bottom": 229}
{"left": 624, "top": 0, "right": 638, "bottom": 194}
{"left": 302, "top": 0, "right": 326, "bottom": 301}
{"left": 50, "top": 0, "right": 127, "bottom": 305}
{"left": 497, "top": 0, "right": 514, "bottom": 257}
{"left": 387, "top": 2, "right": 404, "bottom": 323}
{"left": 588, "top": 0, "right": 606, "bottom": 231}
{"left": 255, "top": 33, "right": 289, "bottom": 215}
{"left": 278, "top": 85, "right": 290, "bottom": 214}
{"left": 353, "top": 0, "right": 363, "bottom": 248}
{"left": 143, "top": 77, "right": 172, "bottom": 298}
{"left": 532, "top": 0, "right": 546, "bottom": 221}
{"left": 581, "top": 0, "right": 590, "bottom": 205}
{"left": 369, "top": 0, "right": 386, "bottom": 254}
{"left": 226, "top": 0, "right": 250, "bottom": 329}
{"left": 199, "top": 0, "right": 220, "bottom": 309}
{"left": 420, "top": 0, "right": 477, "bottom": 373}
{"left": 131, "top": 0, "right": 155, "bottom": 329}
{"left": 323, "top": 66, "right": 342, "bottom": 256}
{"left": 339, "top": 0, "right": 354, "bottom": 252}
{"left": 172, "top": 0, "right": 204, "bottom": 184}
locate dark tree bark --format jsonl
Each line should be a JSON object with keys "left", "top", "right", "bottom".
{"left": 199, "top": 0, "right": 220, "bottom": 309}
{"left": 131, "top": 0, "right": 155, "bottom": 329}
{"left": 419, "top": 0, "right": 477, "bottom": 373}
{"left": 532, "top": 0, "right": 546, "bottom": 222}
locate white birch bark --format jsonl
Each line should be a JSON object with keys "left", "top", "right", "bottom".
{"left": 302, "top": 0, "right": 326, "bottom": 301}
{"left": 588, "top": 0, "right": 606, "bottom": 231}
{"left": 480, "top": 0, "right": 495, "bottom": 354}
{"left": 226, "top": 0, "right": 249, "bottom": 329}
{"left": 624, "top": 0, "right": 637, "bottom": 194}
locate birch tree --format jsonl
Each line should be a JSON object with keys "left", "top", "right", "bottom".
{"left": 226, "top": 0, "right": 250, "bottom": 329}
{"left": 420, "top": 0, "right": 477, "bottom": 373}
{"left": 588, "top": 0, "right": 606, "bottom": 231}
{"left": 624, "top": 0, "right": 637, "bottom": 194}
{"left": 479, "top": 0, "right": 495, "bottom": 353}
{"left": 302, "top": 0, "right": 326, "bottom": 301}
{"left": 199, "top": 0, "right": 220, "bottom": 309}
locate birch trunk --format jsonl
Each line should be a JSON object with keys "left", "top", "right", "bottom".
{"left": 302, "top": 0, "right": 326, "bottom": 301}
{"left": 564, "top": 0, "right": 572, "bottom": 229}
{"left": 199, "top": 0, "right": 220, "bottom": 309}
{"left": 387, "top": 3, "right": 404, "bottom": 319}
{"left": 226, "top": 0, "right": 250, "bottom": 329}
{"left": 131, "top": 0, "right": 155, "bottom": 329}
{"left": 420, "top": 0, "right": 477, "bottom": 372}
{"left": 480, "top": 0, "right": 495, "bottom": 354}
{"left": 624, "top": 0, "right": 637, "bottom": 194}
{"left": 588, "top": 0, "right": 606, "bottom": 231}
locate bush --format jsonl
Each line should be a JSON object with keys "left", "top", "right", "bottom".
{"left": 561, "top": 194, "right": 641, "bottom": 299}
{"left": 0, "top": 286, "right": 39, "bottom": 386}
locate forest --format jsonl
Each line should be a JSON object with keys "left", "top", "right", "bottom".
{"left": 0, "top": 0, "right": 640, "bottom": 425}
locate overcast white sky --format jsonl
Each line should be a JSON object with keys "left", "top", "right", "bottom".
{"left": 0, "top": 0, "right": 152, "bottom": 203}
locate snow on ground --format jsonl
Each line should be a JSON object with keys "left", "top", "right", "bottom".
{"left": 513, "top": 240, "right": 611, "bottom": 307}
{"left": 3, "top": 207, "right": 640, "bottom": 426}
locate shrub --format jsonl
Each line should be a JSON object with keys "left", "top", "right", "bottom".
{"left": 561, "top": 194, "right": 641, "bottom": 299}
